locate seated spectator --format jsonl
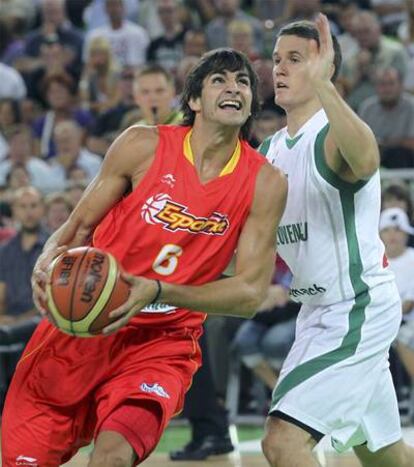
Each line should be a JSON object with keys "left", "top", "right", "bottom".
{"left": 0, "top": 98, "right": 21, "bottom": 161}
{"left": 24, "top": 33, "right": 81, "bottom": 108}
{"left": 84, "top": 0, "right": 150, "bottom": 68}
{"left": 87, "top": 67, "right": 137, "bottom": 156}
{"left": 44, "top": 192, "right": 72, "bottom": 233}
{"left": 228, "top": 19, "right": 261, "bottom": 61}
{"left": 371, "top": 0, "right": 407, "bottom": 37}
{"left": 122, "top": 65, "right": 182, "bottom": 127}
{"left": 67, "top": 166, "right": 89, "bottom": 183}
{"left": 182, "top": 29, "right": 208, "bottom": 58}
{"left": 335, "top": 1, "right": 360, "bottom": 62}
{"left": 231, "top": 257, "right": 299, "bottom": 391}
{"left": 382, "top": 182, "right": 414, "bottom": 246}
{"left": 83, "top": 0, "right": 140, "bottom": 32}
{"left": 22, "top": 0, "right": 83, "bottom": 76}
{"left": 0, "top": 200, "right": 15, "bottom": 245}
{"left": 146, "top": 0, "right": 186, "bottom": 75}
{"left": 32, "top": 73, "right": 94, "bottom": 159}
{"left": 79, "top": 35, "right": 120, "bottom": 115}
{"left": 250, "top": 109, "right": 286, "bottom": 148}
{"left": 64, "top": 180, "right": 88, "bottom": 209}
{"left": 0, "top": 62, "right": 26, "bottom": 101}
{"left": 341, "top": 11, "right": 409, "bottom": 110}
{"left": 205, "top": 0, "right": 263, "bottom": 53}
{"left": 0, "top": 186, "right": 47, "bottom": 326}
{"left": 0, "top": 125, "right": 59, "bottom": 194}
{"left": 380, "top": 209, "right": 414, "bottom": 404}
{"left": 49, "top": 121, "right": 102, "bottom": 183}
{"left": 359, "top": 67, "right": 414, "bottom": 168}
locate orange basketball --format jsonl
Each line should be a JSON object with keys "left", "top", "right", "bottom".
{"left": 45, "top": 246, "right": 130, "bottom": 337}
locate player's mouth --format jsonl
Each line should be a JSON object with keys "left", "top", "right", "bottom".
{"left": 276, "top": 82, "right": 288, "bottom": 90}
{"left": 218, "top": 99, "right": 243, "bottom": 111}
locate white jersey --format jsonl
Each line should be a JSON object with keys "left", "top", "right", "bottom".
{"left": 260, "top": 109, "right": 394, "bottom": 306}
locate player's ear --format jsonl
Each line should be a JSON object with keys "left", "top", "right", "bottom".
{"left": 188, "top": 96, "right": 201, "bottom": 113}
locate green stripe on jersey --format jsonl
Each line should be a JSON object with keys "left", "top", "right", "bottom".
{"left": 271, "top": 125, "right": 370, "bottom": 406}
{"left": 258, "top": 136, "right": 272, "bottom": 156}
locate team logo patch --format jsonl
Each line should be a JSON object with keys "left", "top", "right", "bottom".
{"left": 141, "top": 193, "right": 230, "bottom": 235}
{"left": 140, "top": 382, "right": 170, "bottom": 399}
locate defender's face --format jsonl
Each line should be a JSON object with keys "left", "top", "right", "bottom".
{"left": 191, "top": 69, "right": 253, "bottom": 128}
{"left": 272, "top": 35, "right": 315, "bottom": 110}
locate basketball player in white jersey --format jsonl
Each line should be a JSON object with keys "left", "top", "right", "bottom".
{"left": 259, "top": 14, "right": 414, "bottom": 467}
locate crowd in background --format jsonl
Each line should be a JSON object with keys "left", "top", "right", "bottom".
{"left": 1, "top": 0, "right": 414, "bottom": 424}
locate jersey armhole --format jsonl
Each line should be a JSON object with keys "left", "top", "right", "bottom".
{"left": 314, "top": 124, "right": 369, "bottom": 194}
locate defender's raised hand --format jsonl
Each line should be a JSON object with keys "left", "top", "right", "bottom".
{"left": 306, "top": 13, "right": 335, "bottom": 87}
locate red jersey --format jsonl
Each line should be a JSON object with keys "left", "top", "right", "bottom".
{"left": 93, "top": 125, "right": 265, "bottom": 328}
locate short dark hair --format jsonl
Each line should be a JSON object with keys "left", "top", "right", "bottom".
{"left": 181, "top": 48, "right": 260, "bottom": 140}
{"left": 278, "top": 21, "right": 342, "bottom": 82}
{"left": 135, "top": 64, "right": 174, "bottom": 84}
{"left": 382, "top": 183, "right": 414, "bottom": 221}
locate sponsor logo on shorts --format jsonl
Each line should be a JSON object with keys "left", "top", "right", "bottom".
{"left": 141, "top": 303, "right": 177, "bottom": 314}
{"left": 141, "top": 193, "right": 229, "bottom": 235}
{"left": 16, "top": 455, "right": 38, "bottom": 466}
{"left": 289, "top": 284, "right": 326, "bottom": 298}
{"left": 140, "top": 382, "right": 170, "bottom": 399}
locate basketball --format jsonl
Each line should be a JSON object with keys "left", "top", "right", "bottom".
{"left": 45, "top": 246, "right": 130, "bottom": 337}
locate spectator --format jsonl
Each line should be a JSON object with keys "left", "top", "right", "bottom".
{"left": 0, "top": 63, "right": 26, "bottom": 101}
{"left": 83, "top": 0, "right": 141, "bottom": 32}
{"left": 122, "top": 65, "right": 182, "bottom": 127}
{"left": 251, "top": 110, "right": 286, "bottom": 148}
{"left": 231, "top": 257, "right": 298, "bottom": 391}
{"left": 0, "top": 98, "right": 21, "bottom": 161}
{"left": 0, "top": 125, "right": 59, "bottom": 194}
{"left": 23, "top": 0, "right": 83, "bottom": 76}
{"left": 0, "top": 186, "right": 47, "bottom": 326}
{"left": 147, "top": 0, "right": 186, "bottom": 74}
{"left": 79, "top": 35, "right": 120, "bottom": 115}
{"left": 371, "top": 0, "right": 407, "bottom": 36}
{"left": 44, "top": 192, "right": 72, "bottom": 233}
{"left": 341, "top": 10, "right": 409, "bottom": 110}
{"left": 382, "top": 183, "right": 414, "bottom": 221}
{"left": 335, "top": 1, "right": 360, "bottom": 62}
{"left": 50, "top": 121, "right": 102, "bottom": 183}
{"left": 183, "top": 29, "right": 208, "bottom": 58}
{"left": 32, "top": 73, "right": 94, "bottom": 159}
{"left": 228, "top": 19, "right": 261, "bottom": 61}
{"left": 0, "top": 201, "right": 16, "bottom": 246}
{"left": 175, "top": 55, "right": 199, "bottom": 96}
{"left": 5, "top": 164, "right": 31, "bottom": 193}
{"left": 24, "top": 33, "right": 80, "bottom": 107}
{"left": 205, "top": 0, "right": 263, "bottom": 53}
{"left": 84, "top": 0, "right": 150, "bottom": 68}
{"left": 359, "top": 67, "right": 414, "bottom": 168}
{"left": 87, "top": 66, "right": 137, "bottom": 156}
{"left": 64, "top": 180, "right": 87, "bottom": 209}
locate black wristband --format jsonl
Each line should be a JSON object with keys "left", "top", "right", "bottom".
{"left": 151, "top": 279, "right": 162, "bottom": 304}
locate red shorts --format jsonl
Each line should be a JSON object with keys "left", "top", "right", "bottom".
{"left": 2, "top": 319, "right": 202, "bottom": 467}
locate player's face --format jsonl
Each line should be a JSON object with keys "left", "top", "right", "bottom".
{"left": 272, "top": 35, "right": 315, "bottom": 110}
{"left": 191, "top": 69, "right": 253, "bottom": 129}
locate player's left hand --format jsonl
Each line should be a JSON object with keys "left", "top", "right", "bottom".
{"left": 306, "top": 13, "right": 335, "bottom": 87}
{"left": 102, "top": 274, "right": 160, "bottom": 335}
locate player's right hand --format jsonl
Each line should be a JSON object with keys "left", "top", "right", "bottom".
{"left": 32, "top": 246, "right": 68, "bottom": 316}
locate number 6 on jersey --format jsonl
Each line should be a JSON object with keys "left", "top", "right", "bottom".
{"left": 153, "top": 244, "right": 183, "bottom": 276}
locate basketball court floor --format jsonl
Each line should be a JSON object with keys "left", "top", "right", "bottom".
{"left": 60, "top": 426, "right": 414, "bottom": 467}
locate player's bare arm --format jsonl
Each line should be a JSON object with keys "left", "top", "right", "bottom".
{"left": 103, "top": 164, "right": 287, "bottom": 334}
{"left": 32, "top": 126, "right": 159, "bottom": 313}
{"left": 309, "top": 14, "right": 380, "bottom": 182}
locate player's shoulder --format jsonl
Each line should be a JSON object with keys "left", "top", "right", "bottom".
{"left": 257, "top": 128, "right": 287, "bottom": 157}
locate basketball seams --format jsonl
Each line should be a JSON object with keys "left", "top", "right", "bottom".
{"left": 70, "top": 246, "right": 93, "bottom": 335}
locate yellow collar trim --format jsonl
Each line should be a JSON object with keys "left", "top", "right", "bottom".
{"left": 183, "top": 129, "right": 241, "bottom": 177}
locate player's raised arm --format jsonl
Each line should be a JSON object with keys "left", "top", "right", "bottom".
{"left": 103, "top": 163, "right": 287, "bottom": 334}
{"left": 32, "top": 126, "right": 158, "bottom": 313}
{"left": 309, "top": 14, "right": 380, "bottom": 181}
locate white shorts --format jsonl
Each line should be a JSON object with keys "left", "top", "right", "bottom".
{"left": 269, "top": 280, "right": 403, "bottom": 453}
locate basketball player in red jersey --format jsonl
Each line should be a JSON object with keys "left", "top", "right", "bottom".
{"left": 2, "top": 49, "right": 287, "bottom": 467}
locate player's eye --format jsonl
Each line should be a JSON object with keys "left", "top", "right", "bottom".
{"left": 212, "top": 76, "right": 225, "bottom": 83}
